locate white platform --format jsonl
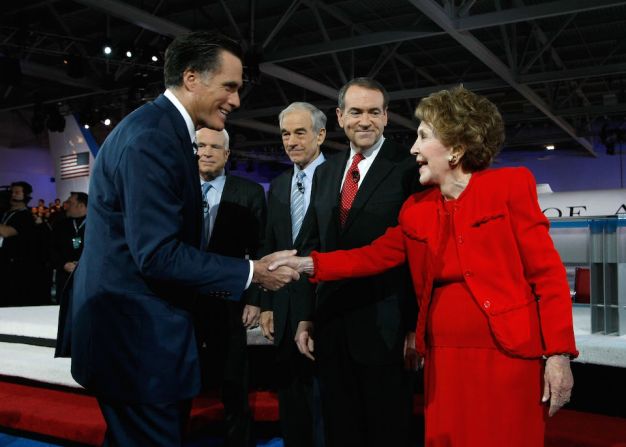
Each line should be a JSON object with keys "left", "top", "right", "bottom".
{"left": 0, "top": 305, "right": 623, "bottom": 390}
{"left": 0, "top": 305, "right": 271, "bottom": 389}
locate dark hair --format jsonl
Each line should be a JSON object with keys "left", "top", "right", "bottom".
{"left": 415, "top": 86, "right": 505, "bottom": 172}
{"left": 337, "top": 77, "right": 389, "bottom": 110}
{"left": 71, "top": 191, "right": 88, "bottom": 207}
{"left": 11, "top": 181, "right": 33, "bottom": 205}
{"left": 163, "top": 31, "right": 243, "bottom": 88}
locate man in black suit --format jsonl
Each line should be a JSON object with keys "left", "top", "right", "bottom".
{"left": 259, "top": 102, "right": 327, "bottom": 447}
{"left": 67, "top": 32, "right": 298, "bottom": 447}
{"left": 50, "top": 191, "right": 87, "bottom": 295}
{"left": 195, "top": 127, "right": 266, "bottom": 447}
{"left": 52, "top": 191, "right": 87, "bottom": 357}
{"left": 298, "top": 78, "right": 420, "bottom": 447}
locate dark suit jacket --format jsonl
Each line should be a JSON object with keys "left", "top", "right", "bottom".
{"left": 311, "top": 139, "right": 420, "bottom": 365}
{"left": 205, "top": 174, "right": 266, "bottom": 304}
{"left": 69, "top": 94, "right": 250, "bottom": 404}
{"left": 261, "top": 167, "right": 320, "bottom": 346}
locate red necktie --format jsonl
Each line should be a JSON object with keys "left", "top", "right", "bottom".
{"left": 339, "top": 153, "right": 365, "bottom": 227}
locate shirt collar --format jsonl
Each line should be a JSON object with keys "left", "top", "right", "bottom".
{"left": 349, "top": 135, "right": 385, "bottom": 159}
{"left": 294, "top": 152, "right": 326, "bottom": 179}
{"left": 200, "top": 171, "right": 227, "bottom": 194}
{"left": 164, "top": 89, "right": 196, "bottom": 144}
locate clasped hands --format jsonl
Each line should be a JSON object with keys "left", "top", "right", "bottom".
{"left": 251, "top": 250, "right": 313, "bottom": 291}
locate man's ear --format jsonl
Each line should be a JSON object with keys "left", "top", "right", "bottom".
{"left": 317, "top": 128, "right": 327, "bottom": 146}
{"left": 182, "top": 69, "right": 200, "bottom": 91}
{"left": 336, "top": 108, "right": 345, "bottom": 129}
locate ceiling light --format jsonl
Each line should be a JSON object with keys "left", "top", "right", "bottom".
{"left": 545, "top": 144, "right": 555, "bottom": 151}
{"left": 126, "top": 50, "right": 133, "bottom": 58}
{"left": 151, "top": 55, "right": 158, "bottom": 62}
{"left": 103, "top": 118, "right": 111, "bottom": 126}
{"left": 84, "top": 124, "right": 90, "bottom": 129}
{"left": 103, "top": 45, "right": 112, "bottom": 56}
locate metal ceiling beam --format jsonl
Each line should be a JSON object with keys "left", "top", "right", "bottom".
{"left": 21, "top": 60, "right": 102, "bottom": 90}
{"left": 262, "top": 0, "right": 301, "bottom": 49}
{"left": 520, "top": 62, "right": 626, "bottom": 84}
{"left": 455, "top": 0, "right": 626, "bottom": 31}
{"left": 304, "top": 0, "right": 439, "bottom": 84}
{"left": 264, "top": 30, "right": 442, "bottom": 63}
{"left": 259, "top": 63, "right": 416, "bottom": 129}
{"left": 409, "top": 0, "right": 596, "bottom": 155}
{"left": 72, "top": 0, "right": 188, "bottom": 37}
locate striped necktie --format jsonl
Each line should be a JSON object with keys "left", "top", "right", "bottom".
{"left": 291, "top": 170, "right": 306, "bottom": 243}
{"left": 201, "top": 182, "right": 212, "bottom": 248}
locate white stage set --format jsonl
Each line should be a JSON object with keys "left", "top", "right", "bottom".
{"left": 0, "top": 305, "right": 271, "bottom": 388}
{"left": 0, "top": 305, "right": 625, "bottom": 390}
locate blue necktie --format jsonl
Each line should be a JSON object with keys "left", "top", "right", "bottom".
{"left": 291, "top": 171, "right": 306, "bottom": 243}
{"left": 201, "top": 182, "right": 212, "bottom": 248}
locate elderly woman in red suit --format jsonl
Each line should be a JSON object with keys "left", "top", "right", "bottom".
{"left": 271, "top": 86, "right": 577, "bottom": 447}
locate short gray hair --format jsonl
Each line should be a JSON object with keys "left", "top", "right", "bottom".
{"left": 195, "top": 128, "right": 230, "bottom": 149}
{"left": 278, "top": 102, "right": 327, "bottom": 134}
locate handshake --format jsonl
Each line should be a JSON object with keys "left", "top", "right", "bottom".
{"left": 251, "top": 250, "right": 314, "bottom": 291}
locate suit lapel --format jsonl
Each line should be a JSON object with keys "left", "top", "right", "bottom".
{"left": 342, "top": 141, "right": 395, "bottom": 232}
{"left": 276, "top": 171, "right": 296, "bottom": 246}
{"left": 153, "top": 94, "right": 203, "bottom": 238}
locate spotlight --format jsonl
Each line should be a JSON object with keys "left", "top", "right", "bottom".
{"left": 84, "top": 124, "right": 90, "bottom": 129}
{"left": 125, "top": 50, "right": 133, "bottom": 58}
{"left": 151, "top": 55, "right": 158, "bottom": 62}
{"left": 103, "top": 45, "right": 112, "bottom": 56}
{"left": 545, "top": 144, "right": 555, "bottom": 151}
{"left": 103, "top": 118, "right": 111, "bottom": 126}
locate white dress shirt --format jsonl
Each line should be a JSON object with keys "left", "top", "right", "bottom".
{"left": 340, "top": 136, "right": 386, "bottom": 190}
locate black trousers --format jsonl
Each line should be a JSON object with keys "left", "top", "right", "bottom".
{"left": 276, "top": 330, "right": 325, "bottom": 447}
{"left": 316, "top": 325, "right": 413, "bottom": 447}
{"left": 195, "top": 299, "right": 252, "bottom": 447}
{"left": 98, "top": 398, "right": 191, "bottom": 447}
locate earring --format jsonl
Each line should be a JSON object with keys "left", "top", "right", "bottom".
{"left": 448, "top": 154, "right": 457, "bottom": 163}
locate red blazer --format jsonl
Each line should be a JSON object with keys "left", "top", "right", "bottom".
{"left": 311, "top": 167, "right": 578, "bottom": 359}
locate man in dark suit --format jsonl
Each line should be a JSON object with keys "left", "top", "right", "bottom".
{"left": 52, "top": 191, "right": 87, "bottom": 357}
{"left": 68, "top": 32, "right": 298, "bottom": 447}
{"left": 298, "top": 78, "right": 420, "bottom": 447}
{"left": 50, "top": 191, "right": 87, "bottom": 295}
{"left": 194, "top": 127, "right": 266, "bottom": 447}
{"left": 259, "top": 102, "right": 326, "bottom": 447}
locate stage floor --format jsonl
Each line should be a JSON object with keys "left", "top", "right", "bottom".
{"left": 0, "top": 305, "right": 624, "bottom": 389}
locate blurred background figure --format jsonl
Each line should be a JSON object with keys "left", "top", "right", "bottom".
{"left": 0, "top": 181, "right": 35, "bottom": 306}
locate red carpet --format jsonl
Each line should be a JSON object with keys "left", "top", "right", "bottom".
{"left": 1, "top": 380, "right": 625, "bottom": 446}
{"left": 0, "top": 381, "right": 279, "bottom": 446}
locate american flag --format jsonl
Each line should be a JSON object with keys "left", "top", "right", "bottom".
{"left": 60, "top": 152, "right": 90, "bottom": 180}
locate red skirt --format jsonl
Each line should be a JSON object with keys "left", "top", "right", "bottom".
{"left": 424, "top": 282, "right": 546, "bottom": 447}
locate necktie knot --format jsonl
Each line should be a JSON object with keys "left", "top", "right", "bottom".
{"left": 296, "top": 171, "right": 306, "bottom": 193}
